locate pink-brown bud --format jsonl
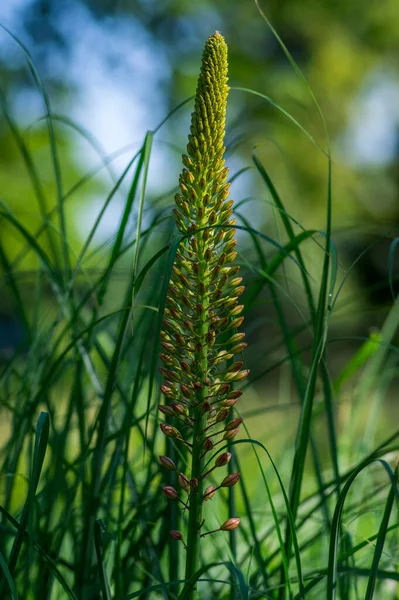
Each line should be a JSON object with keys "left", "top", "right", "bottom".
{"left": 170, "top": 530, "right": 184, "bottom": 541}
{"left": 159, "top": 456, "right": 176, "bottom": 471}
{"left": 224, "top": 369, "right": 250, "bottom": 382}
{"left": 216, "top": 409, "right": 230, "bottom": 423}
{"left": 175, "top": 333, "right": 186, "bottom": 347}
{"left": 192, "top": 261, "right": 200, "bottom": 275}
{"left": 160, "top": 423, "right": 181, "bottom": 439}
{"left": 225, "top": 418, "right": 243, "bottom": 431}
{"left": 222, "top": 398, "right": 239, "bottom": 407}
{"left": 215, "top": 452, "right": 232, "bottom": 467}
{"left": 220, "top": 518, "right": 240, "bottom": 531}
{"left": 163, "top": 486, "right": 179, "bottom": 500}
{"left": 171, "top": 402, "right": 187, "bottom": 416}
{"left": 201, "top": 401, "right": 212, "bottom": 415}
{"left": 203, "top": 485, "right": 216, "bottom": 501}
{"left": 190, "top": 478, "right": 199, "bottom": 490}
{"left": 227, "top": 332, "right": 245, "bottom": 345}
{"left": 161, "top": 342, "right": 175, "bottom": 353}
{"left": 158, "top": 404, "right": 175, "bottom": 416}
{"left": 228, "top": 277, "right": 243, "bottom": 288}
{"left": 230, "top": 342, "right": 247, "bottom": 354}
{"left": 159, "top": 353, "right": 174, "bottom": 365}
{"left": 183, "top": 319, "right": 193, "bottom": 331}
{"left": 160, "top": 384, "right": 175, "bottom": 397}
{"left": 226, "top": 316, "right": 245, "bottom": 330}
{"left": 226, "top": 390, "right": 243, "bottom": 400}
{"left": 204, "top": 438, "right": 214, "bottom": 452}
{"left": 223, "top": 427, "right": 240, "bottom": 440}
{"left": 182, "top": 295, "right": 192, "bottom": 308}
{"left": 205, "top": 331, "right": 215, "bottom": 344}
{"left": 178, "top": 473, "right": 190, "bottom": 492}
{"left": 227, "top": 361, "right": 243, "bottom": 373}
{"left": 180, "top": 384, "right": 192, "bottom": 399}
{"left": 217, "top": 383, "right": 231, "bottom": 396}
{"left": 162, "top": 367, "right": 181, "bottom": 382}
{"left": 221, "top": 473, "right": 240, "bottom": 487}
{"left": 229, "top": 304, "right": 244, "bottom": 317}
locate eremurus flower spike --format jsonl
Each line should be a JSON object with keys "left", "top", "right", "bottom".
{"left": 158, "top": 32, "right": 245, "bottom": 599}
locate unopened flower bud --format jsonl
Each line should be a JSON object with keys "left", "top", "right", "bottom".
{"left": 160, "top": 384, "right": 175, "bottom": 397}
{"left": 215, "top": 452, "right": 232, "bottom": 467}
{"left": 183, "top": 319, "right": 193, "bottom": 331}
{"left": 227, "top": 332, "right": 245, "bottom": 345}
{"left": 217, "top": 383, "right": 231, "bottom": 396}
{"left": 226, "top": 316, "right": 245, "bottom": 331}
{"left": 190, "top": 478, "right": 199, "bottom": 490}
{"left": 227, "top": 390, "right": 243, "bottom": 400}
{"left": 175, "top": 333, "right": 186, "bottom": 347}
{"left": 180, "top": 384, "right": 192, "bottom": 399}
{"left": 163, "top": 486, "right": 179, "bottom": 500}
{"left": 171, "top": 402, "right": 187, "bottom": 416}
{"left": 222, "top": 398, "right": 239, "bottom": 407}
{"left": 205, "top": 331, "right": 215, "bottom": 347}
{"left": 158, "top": 404, "right": 175, "bottom": 416}
{"left": 221, "top": 473, "right": 240, "bottom": 487}
{"left": 216, "top": 409, "right": 229, "bottom": 423}
{"left": 210, "top": 265, "right": 221, "bottom": 282}
{"left": 228, "top": 277, "right": 243, "bottom": 288}
{"left": 165, "top": 368, "right": 181, "bottom": 382}
{"left": 159, "top": 353, "right": 174, "bottom": 365}
{"left": 234, "top": 285, "right": 245, "bottom": 296}
{"left": 204, "top": 437, "right": 214, "bottom": 452}
{"left": 229, "top": 304, "right": 244, "bottom": 317}
{"left": 224, "top": 369, "right": 250, "bottom": 382}
{"left": 170, "top": 530, "right": 184, "bottom": 541}
{"left": 178, "top": 473, "right": 190, "bottom": 492}
{"left": 180, "top": 360, "right": 191, "bottom": 372}
{"left": 227, "top": 361, "right": 243, "bottom": 373}
{"left": 160, "top": 423, "right": 181, "bottom": 439}
{"left": 204, "top": 485, "right": 216, "bottom": 501}
{"left": 223, "top": 427, "right": 240, "bottom": 440}
{"left": 220, "top": 517, "right": 240, "bottom": 531}
{"left": 161, "top": 342, "right": 175, "bottom": 353}
{"left": 201, "top": 401, "right": 211, "bottom": 415}
{"left": 181, "top": 295, "right": 192, "bottom": 309}
{"left": 230, "top": 342, "right": 247, "bottom": 354}
{"left": 225, "top": 418, "right": 243, "bottom": 431}
{"left": 159, "top": 456, "right": 176, "bottom": 471}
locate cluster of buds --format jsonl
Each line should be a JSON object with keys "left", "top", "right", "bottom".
{"left": 158, "top": 32, "right": 247, "bottom": 553}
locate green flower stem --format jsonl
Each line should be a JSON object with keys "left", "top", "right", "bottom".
{"left": 184, "top": 220, "right": 209, "bottom": 598}
{"left": 184, "top": 413, "right": 205, "bottom": 598}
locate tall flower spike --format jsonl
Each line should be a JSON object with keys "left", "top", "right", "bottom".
{"left": 159, "top": 32, "right": 246, "bottom": 600}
